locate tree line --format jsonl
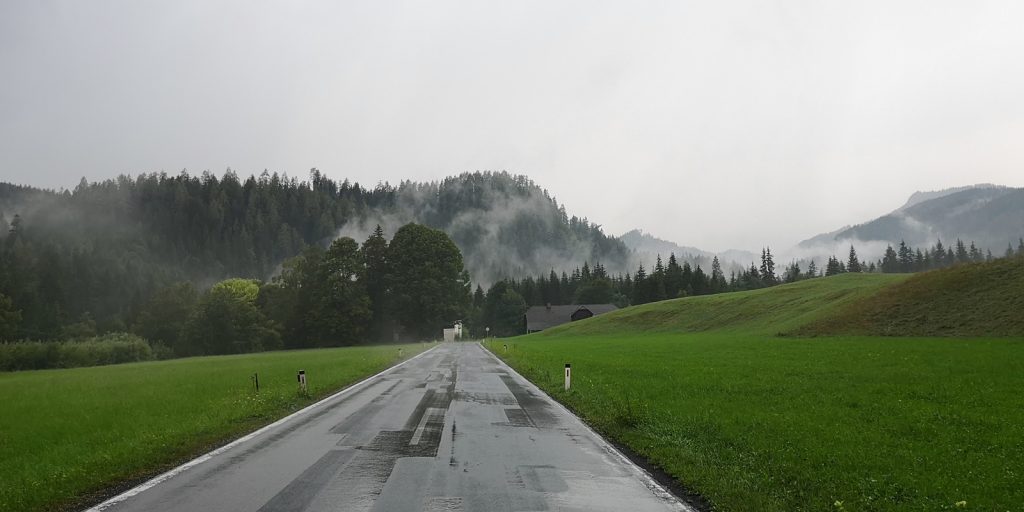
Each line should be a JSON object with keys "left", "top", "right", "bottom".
{"left": 0, "top": 169, "right": 626, "bottom": 343}
{"left": 470, "top": 238, "right": 1024, "bottom": 336}
{"left": 134, "top": 223, "right": 469, "bottom": 357}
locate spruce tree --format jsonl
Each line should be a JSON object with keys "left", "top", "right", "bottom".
{"left": 847, "top": 246, "right": 862, "bottom": 273}
{"left": 955, "top": 239, "right": 969, "bottom": 262}
{"left": 632, "top": 264, "right": 649, "bottom": 305}
{"left": 361, "top": 225, "right": 389, "bottom": 341}
{"left": 710, "top": 256, "right": 727, "bottom": 292}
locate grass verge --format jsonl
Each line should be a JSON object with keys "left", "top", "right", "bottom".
{"left": 0, "top": 343, "right": 431, "bottom": 512}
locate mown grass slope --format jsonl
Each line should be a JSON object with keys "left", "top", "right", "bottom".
{"left": 489, "top": 260, "right": 1024, "bottom": 511}
{"left": 538, "top": 273, "right": 908, "bottom": 337}
{"left": 798, "top": 256, "right": 1024, "bottom": 337}
{"left": 0, "top": 343, "right": 430, "bottom": 512}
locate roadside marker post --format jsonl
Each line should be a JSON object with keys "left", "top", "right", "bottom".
{"left": 564, "top": 363, "right": 571, "bottom": 391}
{"left": 399, "top": 347, "right": 403, "bottom": 357}
{"left": 297, "top": 370, "right": 307, "bottom": 393}
{"left": 252, "top": 373, "right": 259, "bottom": 393}
{"left": 503, "top": 344, "right": 507, "bottom": 353}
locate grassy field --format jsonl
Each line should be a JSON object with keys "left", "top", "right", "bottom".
{"left": 487, "top": 265, "right": 1024, "bottom": 511}
{"left": 0, "top": 343, "right": 431, "bottom": 512}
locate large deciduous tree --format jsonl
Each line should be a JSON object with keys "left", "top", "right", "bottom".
{"left": 183, "top": 278, "right": 280, "bottom": 355}
{"left": 387, "top": 223, "right": 470, "bottom": 340}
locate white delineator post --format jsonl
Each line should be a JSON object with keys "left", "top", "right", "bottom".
{"left": 564, "top": 363, "right": 571, "bottom": 391}
{"left": 297, "top": 370, "right": 307, "bottom": 393}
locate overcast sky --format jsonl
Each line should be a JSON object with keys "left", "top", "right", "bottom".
{"left": 2, "top": 1, "right": 1023, "bottom": 251}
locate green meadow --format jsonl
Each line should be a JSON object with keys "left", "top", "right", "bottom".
{"left": 0, "top": 343, "right": 429, "bottom": 512}
{"left": 487, "top": 261, "right": 1024, "bottom": 511}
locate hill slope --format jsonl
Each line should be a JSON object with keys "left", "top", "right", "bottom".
{"left": 536, "top": 273, "right": 907, "bottom": 337}
{"left": 539, "top": 255, "right": 1024, "bottom": 338}
{"left": 799, "top": 256, "right": 1024, "bottom": 337}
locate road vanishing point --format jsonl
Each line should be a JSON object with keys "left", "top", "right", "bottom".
{"left": 89, "top": 342, "right": 692, "bottom": 512}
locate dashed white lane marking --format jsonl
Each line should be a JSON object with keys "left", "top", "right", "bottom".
{"left": 409, "top": 407, "right": 446, "bottom": 445}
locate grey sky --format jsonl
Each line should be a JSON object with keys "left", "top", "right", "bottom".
{"left": 2, "top": 1, "right": 1023, "bottom": 251}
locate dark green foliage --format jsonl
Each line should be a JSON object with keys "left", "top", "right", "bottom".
{"left": 0, "top": 293, "right": 22, "bottom": 341}
{"left": 0, "top": 171, "right": 631, "bottom": 343}
{"left": 182, "top": 280, "right": 281, "bottom": 355}
{"left": 361, "top": 225, "right": 389, "bottom": 341}
{"left": 574, "top": 278, "right": 614, "bottom": 304}
{"left": 387, "top": 224, "right": 470, "bottom": 340}
{"left": 133, "top": 282, "right": 198, "bottom": 352}
{"left": 0, "top": 172, "right": 366, "bottom": 340}
{"left": 306, "top": 238, "right": 372, "bottom": 345}
{"left": 482, "top": 281, "right": 528, "bottom": 337}
{"left": 0, "top": 333, "right": 154, "bottom": 371}
{"left": 259, "top": 239, "right": 371, "bottom": 348}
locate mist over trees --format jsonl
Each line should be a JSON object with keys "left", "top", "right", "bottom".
{"left": 0, "top": 170, "right": 625, "bottom": 342}
{"left": 2, "top": 169, "right": 1020, "bottom": 353}
{"left": 471, "top": 238, "right": 1024, "bottom": 337}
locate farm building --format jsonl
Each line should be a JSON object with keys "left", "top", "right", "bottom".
{"left": 524, "top": 304, "right": 618, "bottom": 333}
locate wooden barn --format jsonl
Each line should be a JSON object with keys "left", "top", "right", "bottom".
{"left": 524, "top": 304, "right": 618, "bottom": 333}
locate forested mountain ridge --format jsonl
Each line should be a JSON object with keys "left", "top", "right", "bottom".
{"left": 799, "top": 185, "right": 1024, "bottom": 252}
{"left": 0, "top": 170, "right": 628, "bottom": 340}
{"left": 340, "top": 173, "right": 630, "bottom": 285}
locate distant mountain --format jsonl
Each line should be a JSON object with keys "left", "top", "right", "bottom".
{"left": 799, "top": 184, "right": 1024, "bottom": 253}
{"left": 618, "top": 229, "right": 755, "bottom": 273}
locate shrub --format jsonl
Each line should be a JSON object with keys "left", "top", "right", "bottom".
{"left": 0, "top": 333, "right": 155, "bottom": 372}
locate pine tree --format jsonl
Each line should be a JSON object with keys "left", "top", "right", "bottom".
{"left": 665, "top": 253, "right": 683, "bottom": 298}
{"left": 632, "top": 264, "right": 649, "bottom": 305}
{"left": 361, "top": 225, "right": 389, "bottom": 341}
{"left": 783, "top": 262, "right": 801, "bottom": 283}
{"left": 847, "top": 246, "right": 862, "bottom": 273}
{"left": 760, "top": 248, "right": 776, "bottom": 285}
{"left": 710, "top": 256, "right": 727, "bottom": 292}
{"left": 649, "top": 256, "right": 667, "bottom": 302}
{"left": 897, "top": 240, "right": 914, "bottom": 272}
{"left": 1006, "top": 243, "right": 1015, "bottom": 259}
{"left": 806, "top": 260, "right": 818, "bottom": 278}
{"left": 825, "top": 256, "right": 844, "bottom": 276}
{"left": 968, "top": 242, "right": 983, "bottom": 262}
{"left": 955, "top": 239, "right": 969, "bottom": 263}
{"left": 933, "top": 239, "right": 946, "bottom": 267}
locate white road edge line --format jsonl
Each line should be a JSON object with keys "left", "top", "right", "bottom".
{"left": 481, "top": 342, "right": 697, "bottom": 512}
{"left": 84, "top": 344, "right": 441, "bottom": 512}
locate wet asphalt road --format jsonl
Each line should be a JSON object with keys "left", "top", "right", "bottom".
{"left": 90, "top": 342, "right": 691, "bottom": 512}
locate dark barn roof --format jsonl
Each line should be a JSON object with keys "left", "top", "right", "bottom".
{"left": 525, "top": 304, "right": 618, "bottom": 332}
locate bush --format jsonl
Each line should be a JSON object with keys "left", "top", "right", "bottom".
{"left": 0, "top": 333, "right": 155, "bottom": 372}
